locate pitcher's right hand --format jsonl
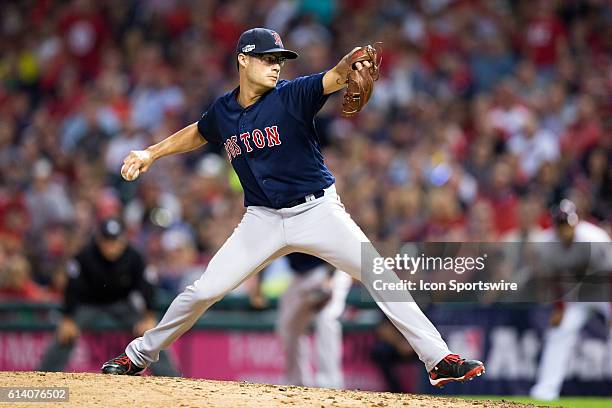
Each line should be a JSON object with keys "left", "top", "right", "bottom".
{"left": 121, "top": 150, "right": 153, "bottom": 181}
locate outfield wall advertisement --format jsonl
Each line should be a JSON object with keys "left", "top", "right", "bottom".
{"left": 1, "top": 306, "right": 610, "bottom": 395}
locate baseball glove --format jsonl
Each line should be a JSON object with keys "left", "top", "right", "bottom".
{"left": 341, "top": 43, "right": 382, "bottom": 118}
{"left": 306, "top": 287, "right": 332, "bottom": 312}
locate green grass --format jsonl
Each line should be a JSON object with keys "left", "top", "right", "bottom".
{"left": 457, "top": 395, "right": 612, "bottom": 408}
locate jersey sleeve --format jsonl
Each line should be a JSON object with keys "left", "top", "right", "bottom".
{"left": 197, "top": 104, "right": 221, "bottom": 145}
{"left": 279, "top": 71, "right": 330, "bottom": 121}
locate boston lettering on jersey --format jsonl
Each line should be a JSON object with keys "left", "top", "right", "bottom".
{"left": 224, "top": 125, "right": 282, "bottom": 160}
{"left": 197, "top": 72, "right": 335, "bottom": 209}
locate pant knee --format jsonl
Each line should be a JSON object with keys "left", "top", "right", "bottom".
{"left": 190, "top": 283, "right": 226, "bottom": 304}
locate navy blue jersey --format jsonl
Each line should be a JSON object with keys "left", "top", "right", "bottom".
{"left": 197, "top": 72, "right": 335, "bottom": 208}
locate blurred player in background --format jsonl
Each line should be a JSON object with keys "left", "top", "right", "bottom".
{"left": 38, "top": 218, "right": 179, "bottom": 376}
{"left": 530, "top": 200, "right": 611, "bottom": 400}
{"left": 273, "top": 253, "right": 352, "bottom": 388}
{"left": 370, "top": 315, "right": 418, "bottom": 393}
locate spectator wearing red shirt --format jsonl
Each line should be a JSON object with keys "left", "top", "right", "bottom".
{"left": 482, "top": 159, "right": 519, "bottom": 236}
{"left": 0, "top": 192, "right": 29, "bottom": 244}
{"left": 424, "top": 187, "right": 465, "bottom": 241}
{"left": 58, "top": 0, "right": 109, "bottom": 80}
{"left": 209, "top": 2, "right": 247, "bottom": 55}
{"left": 46, "top": 69, "right": 86, "bottom": 120}
{"left": 560, "top": 95, "right": 602, "bottom": 160}
{"left": 522, "top": 0, "right": 568, "bottom": 69}
{"left": 0, "top": 255, "right": 49, "bottom": 301}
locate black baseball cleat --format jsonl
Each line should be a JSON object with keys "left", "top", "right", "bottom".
{"left": 101, "top": 353, "right": 145, "bottom": 375}
{"left": 428, "top": 353, "right": 485, "bottom": 387}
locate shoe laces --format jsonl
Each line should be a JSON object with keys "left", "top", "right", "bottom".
{"left": 444, "top": 354, "right": 464, "bottom": 364}
{"left": 115, "top": 355, "right": 131, "bottom": 365}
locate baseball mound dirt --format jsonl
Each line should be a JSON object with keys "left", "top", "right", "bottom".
{"left": 1, "top": 371, "right": 543, "bottom": 408}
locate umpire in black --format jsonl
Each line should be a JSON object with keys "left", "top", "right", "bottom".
{"left": 39, "top": 218, "right": 179, "bottom": 376}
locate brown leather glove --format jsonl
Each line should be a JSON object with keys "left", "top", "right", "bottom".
{"left": 341, "top": 43, "right": 382, "bottom": 118}
{"left": 57, "top": 317, "right": 80, "bottom": 344}
{"left": 306, "top": 287, "right": 333, "bottom": 312}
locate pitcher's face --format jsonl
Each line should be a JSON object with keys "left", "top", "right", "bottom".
{"left": 240, "top": 53, "right": 286, "bottom": 89}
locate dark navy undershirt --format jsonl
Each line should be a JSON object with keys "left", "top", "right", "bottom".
{"left": 197, "top": 72, "right": 335, "bottom": 208}
{"left": 287, "top": 252, "right": 326, "bottom": 275}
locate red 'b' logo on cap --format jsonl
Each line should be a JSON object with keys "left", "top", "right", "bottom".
{"left": 271, "top": 31, "right": 283, "bottom": 47}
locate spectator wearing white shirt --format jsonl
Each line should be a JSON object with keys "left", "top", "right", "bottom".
{"left": 508, "top": 114, "right": 559, "bottom": 180}
{"left": 25, "top": 159, "right": 75, "bottom": 234}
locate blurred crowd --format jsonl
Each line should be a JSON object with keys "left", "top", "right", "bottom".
{"left": 0, "top": 0, "right": 610, "bottom": 301}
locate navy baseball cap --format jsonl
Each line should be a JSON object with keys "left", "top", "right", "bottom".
{"left": 236, "top": 28, "right": 298, "bottom": 59}
{"left": 98, "top": 218, "right": 125, "bottom": 240}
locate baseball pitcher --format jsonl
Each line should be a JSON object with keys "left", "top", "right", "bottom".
{"left": 101, "top": 28, "right": 485, "bottom": 387}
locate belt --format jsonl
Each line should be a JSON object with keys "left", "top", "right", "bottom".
{"left": 280, "top": 190, "right": 325, "bottom": 208}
